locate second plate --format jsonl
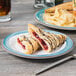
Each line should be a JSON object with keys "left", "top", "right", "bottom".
{"left": 35, "top": 8, "right": 76, "bottom": 30}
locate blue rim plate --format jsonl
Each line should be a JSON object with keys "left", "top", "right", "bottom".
{"left": 2, "top": 30, "right": 74, "bottom": 59}
{"left": 35, "top": 8, "right": 76, "bottom": 30}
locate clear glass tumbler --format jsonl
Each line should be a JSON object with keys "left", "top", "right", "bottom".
{"left": 34, "top": 0, "right": 47, "bottom": 8}
{"left": 0, "top": 0, "right": 11, "bottom": 22}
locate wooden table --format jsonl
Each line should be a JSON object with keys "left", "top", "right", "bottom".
{"left": 0, "top": 0, "right": 76, "bottom": 76}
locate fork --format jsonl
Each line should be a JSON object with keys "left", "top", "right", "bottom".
{"left": 35, "top": 54, "right": 76, "bottom": 75}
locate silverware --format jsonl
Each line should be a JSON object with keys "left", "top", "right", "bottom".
{"left": 35, "top": 54, "right": 76, "bottom": 75}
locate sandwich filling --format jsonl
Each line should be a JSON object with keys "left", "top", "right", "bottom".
{"left": 17, "top": 38, "right": 26, "bottom": 49}
{"left": 32, "top": 32, "right": 48, "bottom": 50}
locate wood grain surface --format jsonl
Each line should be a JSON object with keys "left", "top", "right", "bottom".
{"left": 0, "top": 0, "right": 76, "bottom": 76}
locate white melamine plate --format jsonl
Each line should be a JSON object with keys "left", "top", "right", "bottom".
{"left": 2, "top": 30, "right": 74, "bottom": 59}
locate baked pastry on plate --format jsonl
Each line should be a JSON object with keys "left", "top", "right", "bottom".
{"left": 43, "top": 8, "right": 76, "bottom": 27}
{"left": 45, "top": 2, "right": 73, "bottom": 13}
{"left": 43, "top": 2, "right": 76, "bottom": 27}
{"left": 17, "top": 35, "right": 40, "bottom": 54}
{"left": 28, "top": 24, "right": 66, "bottom": 52}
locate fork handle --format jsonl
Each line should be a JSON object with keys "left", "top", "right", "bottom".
{"left": 36, "top": 55, "right": 73, "bottom": 75}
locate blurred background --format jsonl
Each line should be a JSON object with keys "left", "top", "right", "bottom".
{"left": 0, "top": 0, "right": 72, "bottom": 27}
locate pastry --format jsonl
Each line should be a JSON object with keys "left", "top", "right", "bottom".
{"left": 28, "top": 24, "right": 66, "bottom": 52}
{"left": 17, "top": 35, "right": 40, "bottom": 54}
{"left": 43, "top": 7, "right": 76, "bottom": 27}
{"left": 45, "top": 2, "right": 73, "bottom": 13}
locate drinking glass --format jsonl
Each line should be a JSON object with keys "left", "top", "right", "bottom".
{"left": 73, "top": 0, "right": 76, "bottom": 10}
{"left": 34, "top": 0, "right": 64, "bottom": 8}
{"left": 34, "top": 0, "right": 47, "bottom": 8}
{"left": 0, "top": 0, "right": 11, "bottom": 22}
